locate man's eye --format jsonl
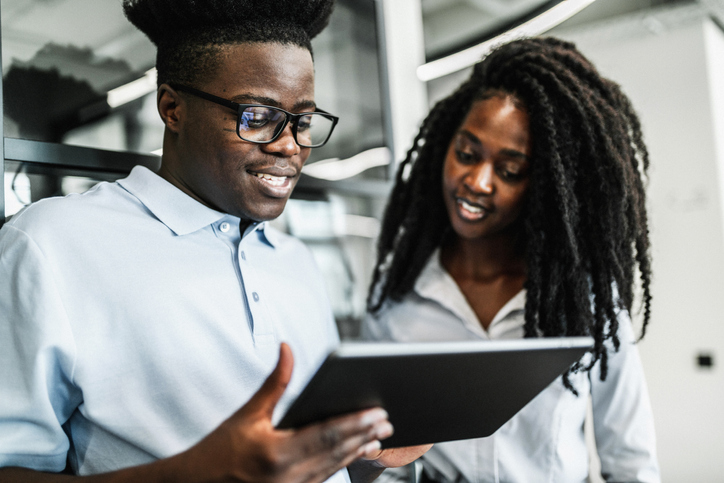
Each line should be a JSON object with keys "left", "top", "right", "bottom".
{"left": 297, "top": 117, "right": 312, "bottom": 132}
{"left": 240, "top": 113, "right": 270, "bottom": 129}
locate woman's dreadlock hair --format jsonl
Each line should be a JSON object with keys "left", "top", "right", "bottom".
{"left": 123, "top": 0, "right": 335, "bottom": 88}
{"left": 368, "top": 37, "right": 652, "bottom": 384}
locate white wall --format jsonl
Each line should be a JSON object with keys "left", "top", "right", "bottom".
{"left": 556, "top": 11, "right": 724, "bottom": 481}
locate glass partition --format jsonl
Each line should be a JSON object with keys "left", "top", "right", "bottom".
{"left": 1, "top": 0, "right": 390, "bottom": 219}
{"left": 0, "top": 0, "right": 391, "bottom": 338}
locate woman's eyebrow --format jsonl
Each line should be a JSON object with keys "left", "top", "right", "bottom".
{"left": 457, "top": 130, "right": 481, "bottom": 146}
{"left": 500, "top": 148, "right": 530, "bottom": 160}
{"left": 458, "top": 130, "right": 529, "bottom": 160}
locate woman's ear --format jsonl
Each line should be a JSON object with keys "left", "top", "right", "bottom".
{"left": 157, "top": 83, "right": 183, "bottom": 133}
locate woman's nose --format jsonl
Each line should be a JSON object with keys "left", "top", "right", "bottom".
{"left": 465, "top": 162, "right": 494, "bottom": 194}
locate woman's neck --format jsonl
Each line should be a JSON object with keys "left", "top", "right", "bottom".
{"left": 440, "top": 231, "right": 527, "bottom": 331}
{"left": 441, "top": 231, "right": 526, "bottom": 282}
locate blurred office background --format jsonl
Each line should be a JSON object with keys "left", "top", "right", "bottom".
{"left": 1, "top": 0, "right": 723, "bottom": 480}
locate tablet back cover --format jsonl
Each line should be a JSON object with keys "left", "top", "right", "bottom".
{"left": 277, "top": 337, "right": 592, "bottom": 448}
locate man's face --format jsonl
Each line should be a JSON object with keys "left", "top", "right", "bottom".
{"left": 160, "top": 42, "right": 316, "bottom": 222}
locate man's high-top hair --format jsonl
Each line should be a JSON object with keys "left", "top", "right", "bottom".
{"left": 123, "top": 0, "right": 335, "bottom": 88}
{"left": 368, "top": 38, "right": 652, "bottom": 388}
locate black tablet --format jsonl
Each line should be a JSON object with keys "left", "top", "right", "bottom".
{"left": 277, "top": 337, "right": 593, "bottom": 448}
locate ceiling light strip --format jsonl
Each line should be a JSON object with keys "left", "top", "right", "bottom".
{"left": 416, "top": 0, "right": 596, "bottom": 82}
{"left": 106, "top": 68, "right": 158, "bottom": 108}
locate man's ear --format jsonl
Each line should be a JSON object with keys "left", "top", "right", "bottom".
{"left": 157, "top": 83, "right": 183, "bottom": 133}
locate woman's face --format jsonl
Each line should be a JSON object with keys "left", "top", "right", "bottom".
{"left": 442, "top": 94, "right": 531, "bottom": 243}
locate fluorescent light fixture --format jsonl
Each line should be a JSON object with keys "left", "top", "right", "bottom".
{"left": 107, "top": 68, "right": 158, "bottom": 108}
{"left": 417, "top": 0, "right": 596, "bottom": 82}
{"left": 302, "top": 146, "right": 392, "bottom": 181}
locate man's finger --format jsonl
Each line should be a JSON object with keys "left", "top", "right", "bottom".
{"left": 289, "top": 425, "right": 387, "bottom": 483}
{"left": 289, "top": 407, "right": 392, "bottom": 460}
{"left": 242, "top": 342, "right": 294, "bottom": 419}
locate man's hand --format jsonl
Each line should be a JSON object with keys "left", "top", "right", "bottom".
{"left": 172, "top": 343, "right": 393, "bottom": 483}
{"left": 0, "top": 344, "right": 398, "bottom": 483}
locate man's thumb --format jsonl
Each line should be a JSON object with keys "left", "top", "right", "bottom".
{"left": 245, "top": 342, "right": 294, "bottom": 418}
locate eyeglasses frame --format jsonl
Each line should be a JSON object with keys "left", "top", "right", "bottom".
{"left": 168, "top": 83, "right": 339, "bottom": 148}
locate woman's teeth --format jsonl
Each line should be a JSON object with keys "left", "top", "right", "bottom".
{"left": 460, "top": 200, "right": 483, "bottom": 214}
{"left": 254, "top": 172, "right": 287, "bottom": 186}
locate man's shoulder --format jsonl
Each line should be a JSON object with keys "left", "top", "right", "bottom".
{"left": 3, "top": 180, "right": 135, "bottom": 239}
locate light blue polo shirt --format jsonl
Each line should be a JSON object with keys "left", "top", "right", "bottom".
{"left": 0, "top": 166, "right": 346, "bottom": 481}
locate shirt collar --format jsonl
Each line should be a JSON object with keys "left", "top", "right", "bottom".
{"left": 414, "top": 247, "right": 526, "bottom": 334}
{"left": 118, "top": 165, "right": 276, "bottom": 247}
{"left": 243, "top": 220, "right": 278, "bottom": 248}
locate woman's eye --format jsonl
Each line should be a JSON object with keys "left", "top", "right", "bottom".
{"left": 498, "top": 166, "right": 525, "bottom": 181}
{"left": 455, "top": 150, "right": 476, "bottom": 163}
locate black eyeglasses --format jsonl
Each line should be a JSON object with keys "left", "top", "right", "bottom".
{"left": 170, "top": 83, "right": 339, "bottom": 148}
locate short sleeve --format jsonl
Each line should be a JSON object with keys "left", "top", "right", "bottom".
{"left": 590, "top": 310, "right": 660, "bottom": 482}
{"left": 0, "top": 224, "right": 81, "bottom": 471}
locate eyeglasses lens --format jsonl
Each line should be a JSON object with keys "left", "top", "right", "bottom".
{"left": 238, "top": 107, "right": 286, "bottom": 142}
{"left": 296, "top": 114, "right": 335, "bottom": 147}
{"left": 238, "top": 107, "right": 334, "bottom": 147}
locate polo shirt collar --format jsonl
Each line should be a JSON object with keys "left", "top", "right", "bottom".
{"left": 118, "top": 166, "right": 277, "bottom": 247}
{"left": 242, "top": 219, "right": 278, "bottom": 248}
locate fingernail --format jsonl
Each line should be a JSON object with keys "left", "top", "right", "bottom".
{"left": 375, "top": 421, "right": 394, "bottom": 439}
{"left": 361, "top": 408, "right": 388, "bottom": 426}
{"left": 361, "top": 439, "right": 382, "bottom": 458}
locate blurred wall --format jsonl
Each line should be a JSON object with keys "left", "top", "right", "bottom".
{"left": 554, "top": 8, "right": 724, "bottom": 481}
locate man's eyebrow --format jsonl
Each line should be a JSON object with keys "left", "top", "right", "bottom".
{"left": 230, "top": 93, "right": 317, "bottom": 112}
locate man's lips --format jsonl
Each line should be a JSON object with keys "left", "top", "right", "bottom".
{"left": 250, "top": 171, "right": 290, "bottom": 186}
{"left": 248, "top": 169, "right": 297, "bottom": 196}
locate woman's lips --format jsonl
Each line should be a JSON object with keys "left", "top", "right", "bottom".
{"left": 456, "top": 197, "right": 490, "bottom": 221}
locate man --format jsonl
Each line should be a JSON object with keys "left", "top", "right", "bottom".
{"left": 0, "top": 0, "right": 426, "bottom": 481}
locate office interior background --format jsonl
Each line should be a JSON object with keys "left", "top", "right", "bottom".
{"left": 1, "top": 0, "right": 722, "bottom": 480}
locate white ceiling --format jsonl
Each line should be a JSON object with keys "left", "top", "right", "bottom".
{"left": 421, "top": 0, "right": 546, "bottom": 56}
{"left": 1, "top": 0, "right": 718, "bottom": 84}
{"left": 419, "top": 0, "right": 697, "bottom": 58}
{"left": 1, "top": 0, "right": 155, "bottom": 75}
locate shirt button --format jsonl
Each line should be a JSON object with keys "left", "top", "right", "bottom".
{"left": 219, "top": 222, "right": 230, "bottom": 233}
{"left": 252, "top": 292, "right": 260, "bottom": 302}
{"left": 241, "top": 251, "right": 246, "bottom": 260}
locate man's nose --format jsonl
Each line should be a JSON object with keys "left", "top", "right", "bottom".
{"left": 261, "top": 123, "right": 301, "bottom": 157}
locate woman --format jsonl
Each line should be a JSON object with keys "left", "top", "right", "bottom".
{"left": 365, "top": 37, "right": 660, "bottom": 482}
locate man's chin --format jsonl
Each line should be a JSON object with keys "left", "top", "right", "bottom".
{"left": 238, "top": 203, "right": 288, "bottom": 225}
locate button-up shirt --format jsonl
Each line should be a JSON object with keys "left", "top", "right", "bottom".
{"left": 0, "top": 166, "right": 347, "bottom": 482}
{"left": 365, "top": 249, "right": 660, "bottom": 483}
